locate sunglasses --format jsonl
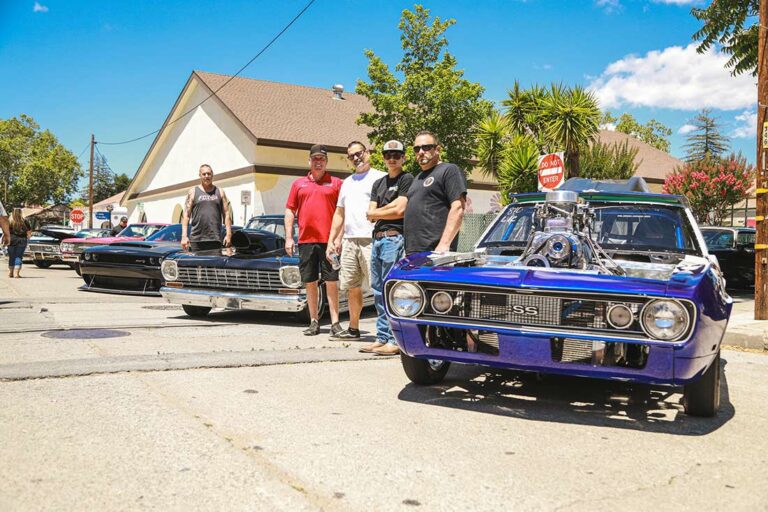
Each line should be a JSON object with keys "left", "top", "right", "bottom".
{"left": 382, "top": 151, "right": 403, "bottom": 160}
{"left": 413, "top": 144, "right": 437, "bottom": 153}
{"left": 347, "top": 150, "right": 365, "bottom": 161}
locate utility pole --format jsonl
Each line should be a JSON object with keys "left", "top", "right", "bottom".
{"left": 88, "top": 134, "right": 95, "bottom": 229}
{"left": 756, "top": 0, "right": 768, "bottom": 319}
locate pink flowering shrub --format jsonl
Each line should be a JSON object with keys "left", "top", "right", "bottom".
{"left": 663, "top": 153, "right": 754, "bottom": 225}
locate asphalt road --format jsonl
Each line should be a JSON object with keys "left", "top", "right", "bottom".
{"left": 1, "top": 264, "right": 767, "bottom": 511}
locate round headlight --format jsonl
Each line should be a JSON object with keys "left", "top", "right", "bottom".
{"left": 607, "top": 303, "right": 634, "bottom": 329}
{"left": 430, "top": 291, "right": 453, "bottom": 314}
{"left": 279, "top": 266, "right": 302, "bottom": 288}
{"left": 545, "top": 234, "right": 571, "bottom": 261}
{"left": 161, "top": 260, "right": 178, "bottom": 281}
{"left": 389, "top": 282, "right": 425, "bottom": 317}
{"left": 92, "top": 254, "right": 98, "bottom": 261}
{"left": 83, "top": 252, "right": 91, "bottom": 261}
{"left": 640, "top": 299, "right": 690, "bottom": 341}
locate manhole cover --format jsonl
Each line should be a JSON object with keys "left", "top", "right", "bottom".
{"left": 142, "top": 305, "right": 182, "bottom": 311}
{"left": 41, "top": 329, "right": 132, "bottom": 339}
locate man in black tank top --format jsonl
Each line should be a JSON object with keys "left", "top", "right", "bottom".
{"left": 181, "top": 164, "right": 232, "bottom": 252}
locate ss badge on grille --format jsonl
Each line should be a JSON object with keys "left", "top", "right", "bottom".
{"left": 511, "top": 304, "right": 539, "bottom": 316}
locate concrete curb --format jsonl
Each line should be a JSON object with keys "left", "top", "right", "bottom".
{"left": 0, "top": 347, "right": 382, "bottom": 381}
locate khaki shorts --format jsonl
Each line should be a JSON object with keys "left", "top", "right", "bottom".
{"left": 340, "top": 238, "right": 372, "bottom": 291}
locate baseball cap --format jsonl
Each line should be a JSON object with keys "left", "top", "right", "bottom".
{"left": 382, "top": 140, "right": 405, "bottom": 153}
{"left": 309, "top": 144, "right": 328, "bottom": 157}
{"left": 120, "top": 216, "right": 128, "bottom": 222}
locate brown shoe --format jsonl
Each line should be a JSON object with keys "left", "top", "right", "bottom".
{"left": 359, "top": 342, "right": 385, "bottom": 353}
{"left": 373, "top": 344, "right": 400, "bottom": 356}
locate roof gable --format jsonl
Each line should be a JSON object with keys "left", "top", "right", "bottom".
{"left": 194, "top": 71, "right": 372, "bottom": 150}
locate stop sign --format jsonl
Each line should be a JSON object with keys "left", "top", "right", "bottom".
{"left": 538, "top": 153, "right": 565, "bottom": 191}
{"left": 70, "top": 209, "right": 85, "bottom": 224}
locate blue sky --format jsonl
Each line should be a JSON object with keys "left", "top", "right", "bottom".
{"left": 0, "top": 0, "right": 757, "bottom": 182}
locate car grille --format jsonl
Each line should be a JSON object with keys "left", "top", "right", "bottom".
{"left": 421, "top": 285, "right": 645, "bottom": 336}
{"left": 92, "top": 253, "right": 158, "bottom": 266}
{"left": 177, "top": 266, "right": 282, "bottom": 291}
{"left": 27, "top": 244, "right": 60, "bottom": 254}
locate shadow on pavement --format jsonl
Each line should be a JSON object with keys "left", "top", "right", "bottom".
{"left": 398, "top": 358, "right": 734, "bottom": 435}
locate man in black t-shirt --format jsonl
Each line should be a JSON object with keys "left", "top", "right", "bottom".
{"left": 403, "top": 130, "right": 467, "bottom": 255}
{"left": 364, "top": 140, "right": 414, "bottom": 355}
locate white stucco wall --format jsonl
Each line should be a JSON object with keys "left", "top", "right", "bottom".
{"left": 136, "top": 81, "right": 256, "bottom": 193}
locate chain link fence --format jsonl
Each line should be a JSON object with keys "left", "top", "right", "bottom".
{"left": 456, "top": 212, "right": 499, "bottom": 252}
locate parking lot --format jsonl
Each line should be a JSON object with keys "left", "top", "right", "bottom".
{"left": 1, "top": 264, "right": 767, "bottom": 511}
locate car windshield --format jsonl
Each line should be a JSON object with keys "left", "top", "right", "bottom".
{"left": 480, "top": 202, "right": 702, "bottom": 255}
{"left": 702, "top": 229, "right": 734, "bottom": 249}
{"left": 146, "top": 224, "right": 182, "bottom": 242}
{"left": 245, "top": 217, "right": 293, "bottom": 239}
{"left": 118, "top": 224, "right": 163, "bottom": 238}
{"left": 74, "top": 229, "right": 107, "bottom": 238}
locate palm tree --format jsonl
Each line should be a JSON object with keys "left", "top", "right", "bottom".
{"left": 497, "top": 134, "right": 540, "bottom": 202}
{"left": 475, "top": 111, "right": 510, "bottom": 178}
{"left": 501, "top": 81, "right": 546, "bottom": 139}
{"left": 538, "top": 84, "right": 601, "bottom": 177}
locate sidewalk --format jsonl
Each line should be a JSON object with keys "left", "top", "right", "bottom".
{"left": 723, "top": 291, "right": 768, "bottom": 351}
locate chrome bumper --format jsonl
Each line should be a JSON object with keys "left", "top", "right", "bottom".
{"left": 160, "top": 286, "right": 307, "bottom": 312}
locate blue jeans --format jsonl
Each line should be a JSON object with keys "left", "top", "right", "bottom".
{"left": 370, "top": 234, "right": 404, "bottom": 345}
{"left": 8, "top": 243, "right": 26, "bottom": 269}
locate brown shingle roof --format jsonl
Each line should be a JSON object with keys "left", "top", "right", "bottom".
{"left": 595, "top": 130, "right": 683, "bottom": 182}
{"left": 194, "top": 71, "right": 372, "bottom": 151}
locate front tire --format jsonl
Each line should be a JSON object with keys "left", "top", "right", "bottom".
{"left": 400, "top": 353, "right": 450, "bottom": 385}
{"left": 683, "top": 350, "right": 720, "bottom": 417}
{"left": 34, "top": 261, "right": 52, "bottom": 269}
{"left": 73, "top": 264, "right": 81, "bottom": 276}
{"left": 182, "top": 304, "right": 211, "bottom": 317}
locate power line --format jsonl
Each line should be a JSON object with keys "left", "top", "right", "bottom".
{"left": 98, "top": 0, "right": 316, "bottom": 146}
{"left": 75, "top": 141, "right": 91, "bottom": 160}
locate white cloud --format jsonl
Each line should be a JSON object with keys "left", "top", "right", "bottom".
{"left": 596, "top": 0, "right": 622, "bottom": 13}
{"left": 678, "top": 124, "right": 697, "bottom": 135}
{"left": 731, "top": 111, "right": 757, "bottom": 139}
{"left": 589, "top": 43, "right": 756, "bottom": 111}
{"left": 600, "top": 122, "right": 617, "bottom": 131}
{"left": 33, "top": 2, "right": 48, "bottom": 12}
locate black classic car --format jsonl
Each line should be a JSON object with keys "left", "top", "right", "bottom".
{"left": 700, "top": 227, "right": 755, "bottom": 289}
{"left": 160, "top": 215, "right": 372, "bottom": 320}
{"left": 79, "top": 224, "right": 239, "bottom": 296}
{"left": 24, "top": 225, "right": 77, "bottom": 268}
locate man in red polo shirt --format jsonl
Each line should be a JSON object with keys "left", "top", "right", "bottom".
{"left": 285, "top": 144, "right": 344, "bottom": 336}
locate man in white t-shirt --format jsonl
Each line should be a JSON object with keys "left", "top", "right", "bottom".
{"left": 327, "top": 141, "right": 386, "bottom": 340}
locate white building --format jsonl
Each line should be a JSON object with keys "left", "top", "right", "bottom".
{"left": 122, "top": 71, "right": 501, "bottom": 225}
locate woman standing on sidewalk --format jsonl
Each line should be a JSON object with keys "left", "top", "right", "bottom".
{"left": 7, "top": 208, "right": 31, "bottom": 278}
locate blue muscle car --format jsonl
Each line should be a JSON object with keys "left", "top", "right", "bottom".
{"left": 384, "top": 179, "right": 731, "bottom": 417}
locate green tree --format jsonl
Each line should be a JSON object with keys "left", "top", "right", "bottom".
{"left": 664, "top": 152, "right": 754, "bottom": 225}
{"left": 496, "top": 135, "right": 540, "bottom": 203}
{"left": 356, "top": 5, "right": 492, "bottom": 174}
{"left": 475, "top": 111, "right": 511, "bottom": 178}
{"left": 683, "top": 108, "right": 730, "bottom": 162}
{"left": 611, "top": 113, "right": 672, "bottom": 153}
{"left": 692, "top": 0, "right": 759, "bottom": 76}
{"left": 0, "top": 114, "right": 82, "bottom": 206}
{"left": 579, "top": 140, "right": 640, "bottom": 180}
{"left": 537, "top": 84, "right": 601, "bottom": 177}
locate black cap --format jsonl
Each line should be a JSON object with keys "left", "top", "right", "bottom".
{"left": 120, "top": 216, "right": 128, "bottom": 222}
{"left": 309, "top": 144, "right": 328, "bottom": 157}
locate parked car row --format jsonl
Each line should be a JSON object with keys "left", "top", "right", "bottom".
{"left": 24, "top": 181, "right": 742, "bottom": 417}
